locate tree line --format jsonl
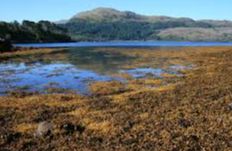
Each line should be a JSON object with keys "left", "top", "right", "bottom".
{"left": 0, "top": 20, "right": 72, "bottom": 43}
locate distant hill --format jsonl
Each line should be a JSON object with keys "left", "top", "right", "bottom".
{"left": 71, "top": 7, "right": 146, "bottom": 22}
{"left": 1, "top": 7, "right": 232, "bottom": 42}
{"left": 0, "top": 20, "right": 72, "bottom": 43}
{"left": 59, "top": 7, "right": 232, "bottom": 41}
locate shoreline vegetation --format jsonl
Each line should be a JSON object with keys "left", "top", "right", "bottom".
{"left": 1, "top": 46, "right": 232, "bottom": 150}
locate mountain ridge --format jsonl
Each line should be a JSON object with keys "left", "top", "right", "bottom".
{"left": 2, "top": 7, "right": 232, "bottom": 43}
{"left": 58, "top": 7, "right": 232, "bottom": 41}
{"left": 70, "top": 7, "right": 232, "bottom": 25}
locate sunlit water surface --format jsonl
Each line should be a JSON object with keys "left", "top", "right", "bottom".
{"left": 0, "top": 47, "right": 191, "bottom": 95}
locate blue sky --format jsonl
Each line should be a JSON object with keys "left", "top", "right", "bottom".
{"left": 0, "top": 0, "right": 231, "bottom": 22}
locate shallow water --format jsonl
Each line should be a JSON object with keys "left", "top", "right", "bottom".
{"left": 0, "top": 47, "right": 189, "bottom": 95}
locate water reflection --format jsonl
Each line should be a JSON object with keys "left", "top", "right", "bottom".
{"left": 0, "top": 47, "right": 189, "bottom": 95}
{"left": 66, "top": 48, "right": 136, "bottom": 74}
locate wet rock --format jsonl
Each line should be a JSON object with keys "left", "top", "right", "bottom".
{"left": 60, "top": 123, "right": 85, "bottom": 135}
{"left": 36, "top": 121, "right": 53, "bottom": 137}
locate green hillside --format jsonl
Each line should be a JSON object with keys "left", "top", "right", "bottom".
{"left": 60, "top": 7, "right": 232, "bottom": 41}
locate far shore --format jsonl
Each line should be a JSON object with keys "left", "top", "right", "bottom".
{"left": 13, "top": 41, "right": 232, "bottom": 48}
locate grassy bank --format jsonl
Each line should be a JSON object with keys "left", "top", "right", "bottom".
{"left": 0, "top": 47, "right": 232, "bottom": 150}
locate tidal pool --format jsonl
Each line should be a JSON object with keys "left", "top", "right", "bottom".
{"left": 0, "top": 47, "right": 190, "bottom": 95}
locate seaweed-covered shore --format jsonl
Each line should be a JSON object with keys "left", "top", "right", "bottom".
{"left": 0, "top": 47, "right": 232, "bottom": 150}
